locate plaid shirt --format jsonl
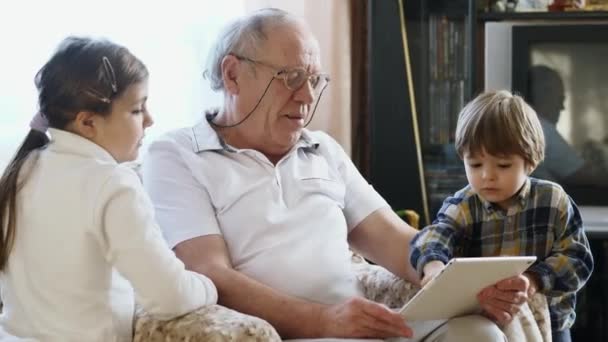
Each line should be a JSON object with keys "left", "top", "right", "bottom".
{"left": 410, "top": 178, "right": 593, "bottom": 331}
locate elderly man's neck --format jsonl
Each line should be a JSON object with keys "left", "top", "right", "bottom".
{"left": 216, "top": 128, "right": 288, "bottom": 165}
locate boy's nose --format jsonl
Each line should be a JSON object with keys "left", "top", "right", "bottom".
{"left": 482, "top": 168, "right": 496, "bottom": 180}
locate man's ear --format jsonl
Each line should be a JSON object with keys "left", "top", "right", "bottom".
{"left": 71, "top": 111, "right": 101, "bottom": 139}
{"left": 221, "top": 55, "right": 241, "bottom": 95}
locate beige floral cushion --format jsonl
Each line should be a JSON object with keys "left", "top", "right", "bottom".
{"left": 502, "top": 293, "right": 551, "bottom": 342}
{"left": 134, "top": 304, "right": 281, "bottom": 342}
{"left": 354, "top": 261, "right": 419, "bottom": 308}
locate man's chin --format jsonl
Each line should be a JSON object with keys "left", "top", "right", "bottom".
{"left": 291, "top": 130, "right": 303, "bottom": 143}
{"left": 274, "top": 132, "right": 302, "bottom": 151}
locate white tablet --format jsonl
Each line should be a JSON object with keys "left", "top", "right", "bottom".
{"left": 400, "top": 256, "right": 537, "bottom": 321}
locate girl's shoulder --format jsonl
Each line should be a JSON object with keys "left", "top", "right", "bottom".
{"left": 76, "top": 159, "right": 143, "bottom": 199}
{"left": 97, "top": 163, "right": 142, "bottom": 189}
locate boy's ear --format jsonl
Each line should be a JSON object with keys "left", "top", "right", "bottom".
{"left": 526, "top": 163, "right": 536, "bottom": 175}
{"left": 71, "top": 111, "right": 102, "bottom": 139}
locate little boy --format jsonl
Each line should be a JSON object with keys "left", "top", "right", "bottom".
{"left": 410, "top": 90, "right": 593, "bottom": 342}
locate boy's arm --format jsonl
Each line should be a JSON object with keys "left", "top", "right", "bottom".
{"left": 409, "top": 198, "right": 466, "bottom": 277}
{"left": 526, "top": 193, "right": 594, "bottom": 296}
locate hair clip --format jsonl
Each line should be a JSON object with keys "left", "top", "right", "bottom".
{"left": 83, "top": 88, "right": 111, "bottom": 103}
{"left": 102, "top": 56, "right": 117, "bottom": 94}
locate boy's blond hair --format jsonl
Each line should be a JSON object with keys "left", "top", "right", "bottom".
{"left": 455, "top": 90, "right": 545, "bottom": 168}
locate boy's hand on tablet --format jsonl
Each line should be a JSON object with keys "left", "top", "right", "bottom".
{"left": 477, "top": 275, "right": 529, "bottom": 326}
{"left": 421, "top": 260, "right": 445, "bottom": 287}
{"left": 522, "top": 271, "right": 540, "bottom": 297}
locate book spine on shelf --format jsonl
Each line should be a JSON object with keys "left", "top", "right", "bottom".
{"left": 425, "top": 12, "right": 471, "bottom": 214}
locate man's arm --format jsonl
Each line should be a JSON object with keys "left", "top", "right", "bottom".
{"left": 174, "top": 234, "right": 412, "bottom": 339}
{"left": 347, "top": 207, "right": 420, "bottom": 285}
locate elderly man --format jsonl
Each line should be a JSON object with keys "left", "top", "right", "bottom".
{"left": 143, "top": 8, "right": 529, "bottom": 341}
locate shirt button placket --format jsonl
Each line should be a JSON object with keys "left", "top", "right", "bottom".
{"left": 275, "top": 170, "right": 281, "bottom": 188}
{"left": 274, "top": 169, "right": 287, "bottom": 207}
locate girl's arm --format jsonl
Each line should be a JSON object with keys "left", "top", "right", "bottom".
{"left": 93, "top": 167, "right": 217, "bottom": 319}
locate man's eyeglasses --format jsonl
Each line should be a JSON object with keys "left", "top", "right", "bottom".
{"left": 233, "top": 54, "right": 330, "bottom": 94}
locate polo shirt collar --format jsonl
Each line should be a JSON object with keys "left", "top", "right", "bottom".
{"left": 47, "top": 128, "right": 116, "bottom": 163}
{"left": 296, "top": 130, "right": 320, "bottom": 150}
{"left": 190, "top": 117, "right": 320, "bottom": 153}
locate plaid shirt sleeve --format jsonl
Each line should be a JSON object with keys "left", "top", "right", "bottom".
{"left": 527, "top": 191, "right": 594, "bottom": 296}
{"left": 410, "top": 193, "right": 470, "bottom": 277}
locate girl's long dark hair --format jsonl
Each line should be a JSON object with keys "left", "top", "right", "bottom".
{"left": 0, "top": 36, "right": 148, "bottom": 271}
{"left": 0, "top": 131, "right": 48, "bottom": 269}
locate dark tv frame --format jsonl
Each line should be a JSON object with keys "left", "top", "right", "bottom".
{"left": 511, "top": 23, "right": 608, "bottom": 206}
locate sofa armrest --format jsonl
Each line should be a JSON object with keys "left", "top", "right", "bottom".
{"left": 134, "top": 304, "right": 281, "bottom": 342}
{"left": 354, "top": 261, "right": 419, "bottom": 308}
{"left": 528, "top": 292, "right": 551, "bottom": 340}
{"left": 502, "top": 293, "right": 552, "bottom": 342}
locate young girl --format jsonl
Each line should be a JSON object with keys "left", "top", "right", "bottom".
{"left": 0, "top": 37, "right": 217, "bottom": 341}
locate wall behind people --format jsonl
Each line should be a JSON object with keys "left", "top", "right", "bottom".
{"left": 245, "top": 0, "right": 352, "bottom": 154}
{"left": 0, "top": 0, "right": 245, "bottom": 171}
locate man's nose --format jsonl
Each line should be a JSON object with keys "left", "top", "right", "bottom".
{"left": 293, "top": 80, "right": 315, "bottom": 105}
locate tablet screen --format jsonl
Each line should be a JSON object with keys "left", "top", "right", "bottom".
{"left": 400, "top": 256, "right": 536, "bottom": 321}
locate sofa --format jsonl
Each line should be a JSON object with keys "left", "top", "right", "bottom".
{"left": 133, "top": 256, "right": 552, "bottom": 341}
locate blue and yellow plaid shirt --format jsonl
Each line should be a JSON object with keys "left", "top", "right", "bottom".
{"left": 410, "top": 177, "right": 593, "bottom": 331}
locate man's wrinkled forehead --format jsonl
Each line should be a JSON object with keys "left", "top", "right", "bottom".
{"left": 262, "top": 23, "right": 321, "bottom": 69}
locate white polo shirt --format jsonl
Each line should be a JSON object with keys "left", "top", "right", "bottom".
{"left": 143, "top": 119, "right": 389, "bottom": 304}
{"left": 0, "top": 128, "right": 217, "bottom": 341}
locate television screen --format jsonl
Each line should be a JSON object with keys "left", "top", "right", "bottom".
{"left": 527, "top": 43, "right": 608, "bottom": 191}
{"left": 508, "top": 23, "right": 608, "bottom": 207}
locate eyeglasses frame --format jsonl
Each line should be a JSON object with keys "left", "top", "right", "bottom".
{"left": 232, "top": 54, "right": 330, "bottom": 93}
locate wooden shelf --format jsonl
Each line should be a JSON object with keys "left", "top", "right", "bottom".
{"left": 479, "top": 10, "right": 608, "bottom": 21}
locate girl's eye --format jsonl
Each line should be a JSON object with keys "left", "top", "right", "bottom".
{"left": 132, "top": 109, "right": 143, "bottom": 115}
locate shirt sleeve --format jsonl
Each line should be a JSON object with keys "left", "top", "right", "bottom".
{"left": 93, "top": 167, "right": 217, "bottom": 319}
{"left": 409, "top": 196, "right": 466, "bottom": 277}
{"left": 527, "top": 192, "right": 594, "bottom": 296}
{"left": 317, "top": 133, "right": 389, "bottom": 231}
{"left": 142, "top": 137, "right": 221, "bottom": 248}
